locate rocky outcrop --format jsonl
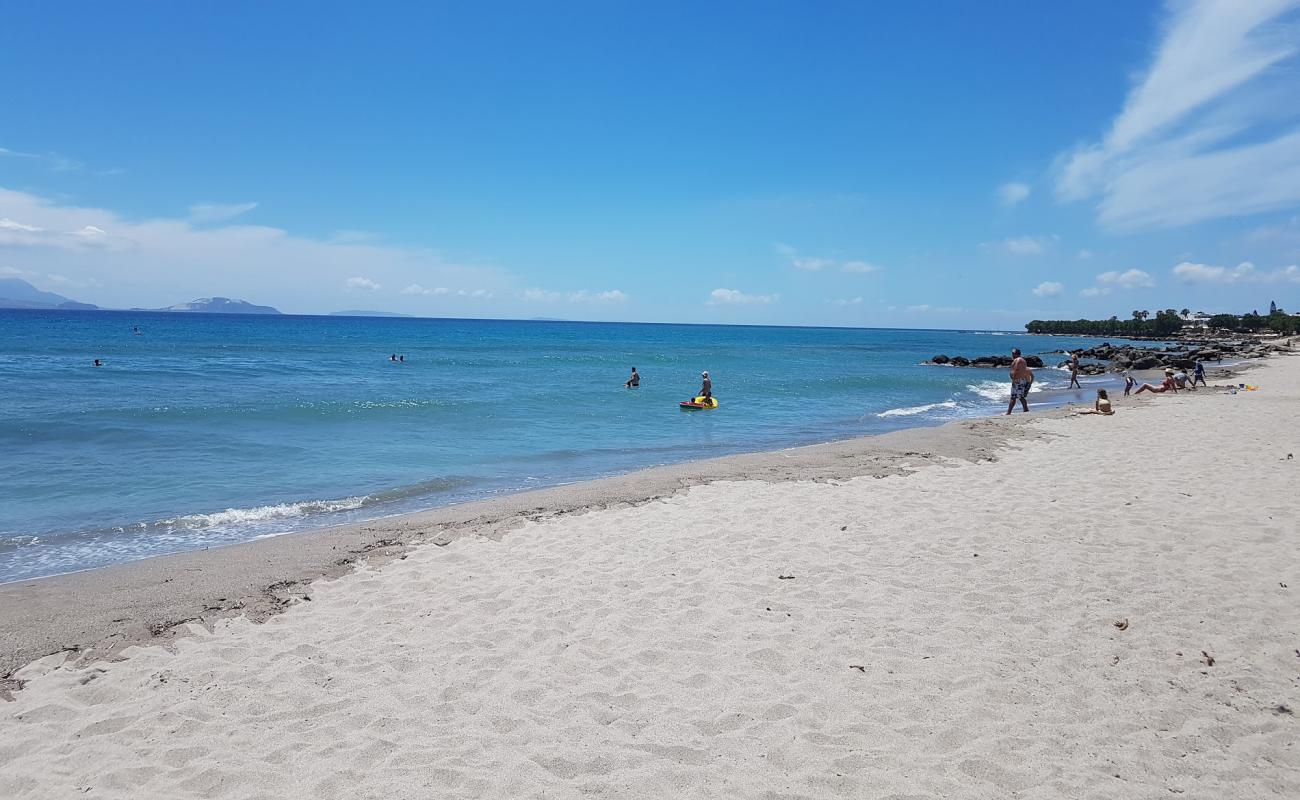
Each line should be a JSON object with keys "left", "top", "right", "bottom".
{"left": 924, "top": 337, "right": 1290, "bottom": 373}
{"left": 925, "top": 354, "right": 1042, "bottom": 368}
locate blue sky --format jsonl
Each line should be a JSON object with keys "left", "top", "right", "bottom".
{"left": 3, "top": 1, "right": 1300, "bottom": 326}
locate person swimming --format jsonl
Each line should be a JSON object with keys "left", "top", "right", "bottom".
{"left": 93, "top": 358, "right": 102, "bottom": 367}
{"left": 625, "top": 367, "right": 640, "bottom": 388}
{"left": 390, "top": 354, "right": 398, "bottom": 362}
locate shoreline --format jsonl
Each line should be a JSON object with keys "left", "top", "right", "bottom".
{"left": 1, "top": 352, "right": 1146, "bottom": 588}
{"left": 0, "top": 360, "right": 1263, "bottom": 684}
{"left": 3, "top": 355, "right": 1294, "bottom": 796}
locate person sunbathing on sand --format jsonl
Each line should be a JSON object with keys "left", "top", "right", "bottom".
{"left": 1135, "top": 369, "right": 1179, "bottom": 395}
{"left": 1076, "top": 388, "right": 1113, "bottom": 415}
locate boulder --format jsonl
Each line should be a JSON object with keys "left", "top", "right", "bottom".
{"left": 1133, "top": 355, "right": 1161, "bottom": 370}
{"left": 950, "top": 356, "right": 970, "bottom": 367}
{"left": 931, "top": 354, "right": 950, "bottom": 364}
{"left": 1025, "top": 356, "right": 1044, "bottom": 368}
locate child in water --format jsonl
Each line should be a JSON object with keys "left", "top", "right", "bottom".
{"left": 1077, "top": 388, "right": 1113, "bottom": 415}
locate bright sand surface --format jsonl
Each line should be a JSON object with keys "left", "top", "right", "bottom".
{"left": 2, "top": 358, "right": 1297, "bottom": 798}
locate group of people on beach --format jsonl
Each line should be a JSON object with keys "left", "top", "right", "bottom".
{"left": 1007, "top": 347, "right": 1210, "bottom": 416}
{"left": 1130, "top": 363, "right": 1205, "bottom": 395}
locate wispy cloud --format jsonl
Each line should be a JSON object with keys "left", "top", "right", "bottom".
{"left": 708, "top": 288, "right": 778, "bottom": 305}
{"left": 0, "top": 218, "right": 43, "bottom": 233}
{"left": 826, "top": 296, "right": 864, "bottom": 306}
{"left": 1055, "top": 0, "right": 1300, "bottom": 230}
{"left": 345, "top": 276, "right": 380, "bottom": 292}
{"left": 0, "top": 187, "right": 510, "bottom": 310}
{"left": 777, "top": 244, "right": 881, "bottom": 273}
{"left": 402, "top": 284, "right": 494, "bottom": 298}
{"left": 997, "top": 182, "right": 1031, "bottom": 206}
{"left": 188, "top": 202, "right": 258, "bottom": 224}
{"left": 984, "top": 234, "right": 1058, "bottom": 256}
{"left": 1032, "top": 281, "right": 1065, "bottom": 297}
{"left": 0, "top": 145, "right": 83, "bottom": 172}
{"left": 1079, "top": 287, "right": 1111, "bottom": 298}
{"left": 521, "top": 288, "right": 627, "bottom": 303}
{"left": 1172, "top": 260, "right": 1300, "bottom": 283}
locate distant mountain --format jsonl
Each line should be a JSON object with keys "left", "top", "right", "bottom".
{"left": 0, "top": 278, "right": 99, "bottom": 310}
{"left": 330, "top": 310, "right": 413, "bottom": 317}
{"left": 160, "top": 297, "right": 281, "bottom": 314}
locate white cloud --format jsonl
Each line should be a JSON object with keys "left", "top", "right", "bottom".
{"left": 1078, "top": 268, "right": 1154, "bottom": 297}
{"left": 0, "top": 218, "right": 42, "bottom": 233}
{"left": 793, "top": 256, "right": 834, "bottom": 271}
{"left": 1055, "top": 0, "right": 1300, "bottom": 230}
{"left": 0, "top": 187, "right": 511, "bottom": 311}
{"left": 1172, "top": 259, "right": 1300, "bottom": 283}
{"left": 1077, "top": 249, "right": 1093, "bottom": 260}
{"left": 0, "top": 146, "right": 82, "bottom": 171}
{"left": 984, "top": 234, "right": 1057, "bottom": 256}
{"left": 778, "top": 244, "right": 881, "bottom": 273}
{"left": 403, "top": 284, "right": 493, "bottom": 298}
{"left": 401, "top": 284, "right": 448, "bottom": 296}
{"left": 520, "top": 288, "right": 625, "bottom": 303}
{"left": 904, "top": 304, "right": 962, "bottom": 314}
{"left": 708, "top": 288, "right": 778, "bottom": 305}
{"left": 189, "top": 202, "right": 258, "bottom": 224}
{"left": 827, "top": 296, "right": 864, "bottom": 306}
{"left": 1097, "top": 268, "right": 1155, "bottom": 289}
{"left": 997, "top": 182, "right": 1031, "bottom": 206}
{"left": 839, "top": 261, "right": 879, "bottom": 273}
{"left": 345, "top": 276, "right": 380, "bottom": 292}
{"left": 521, "top": 288, "right": 562, "bottom": 302}
{"left": 1032, "top": 281, "right": 1065, "bottom": 297}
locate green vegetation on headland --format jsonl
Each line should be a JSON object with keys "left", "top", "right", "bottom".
{"left": 1026, "top": 305, "right": 1299, "bottom": 337}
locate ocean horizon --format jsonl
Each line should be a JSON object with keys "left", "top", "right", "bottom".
{"left": 2, "top": 308, "right": 1132, "bottom": 583}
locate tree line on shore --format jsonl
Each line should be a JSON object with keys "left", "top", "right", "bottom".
{"left": 1025, "top": 306, "right": 1299, "bottom": 337}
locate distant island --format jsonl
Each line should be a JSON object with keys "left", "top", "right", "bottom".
{"left": 0, "top": 278, "right": 99, "bottom": 310}
{"left": 158, "top": 297, "right": 281, "bottom": 314}
{"left": 0, "top": 279, "right": 283, "bottom": 315}
{"left": 329, "top": 310, "right": 413, "bottom": 318}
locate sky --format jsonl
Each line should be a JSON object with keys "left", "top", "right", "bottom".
{"left": 3, "top": 0, "right": 1300, "bottom": 328}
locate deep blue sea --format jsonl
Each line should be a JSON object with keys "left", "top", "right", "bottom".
{"left": 0, "top": 310, "right": 1133, "bottom": 583}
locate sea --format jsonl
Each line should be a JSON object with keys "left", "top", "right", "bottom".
{"left": 0, "top": 310, "right": 1136, "bottom": 583}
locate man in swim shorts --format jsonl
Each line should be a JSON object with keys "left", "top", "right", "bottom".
{"left": 699, "top": 371, "right": 712, "bottom": 399}
{"left": 1006, "top": 348, "right": 1032, "bottom": 415}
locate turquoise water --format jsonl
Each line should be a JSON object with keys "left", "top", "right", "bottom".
{"left": 0, "top": 310, "right": 1129, "bottom": 582}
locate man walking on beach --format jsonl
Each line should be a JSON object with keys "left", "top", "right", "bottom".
{"left": 1068, "top": 351, "right": 1082, "bottom": 389}
{"left": 1006, "top": 348, "right": 1032, "bottom": 415}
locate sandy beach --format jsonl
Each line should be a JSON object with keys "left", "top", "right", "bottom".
{"left": 2, "top": 357, "right": 1297, "bottom": 798}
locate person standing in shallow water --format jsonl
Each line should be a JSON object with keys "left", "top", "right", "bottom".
{"left": 1068, "top": 350, "right": 1082, "bottom": 389}
{"left": 624, "top": 367, "right": 639, "bottom": 388}
{"left": 1005, "top": 348, "right": 1032, "bottom": 415}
